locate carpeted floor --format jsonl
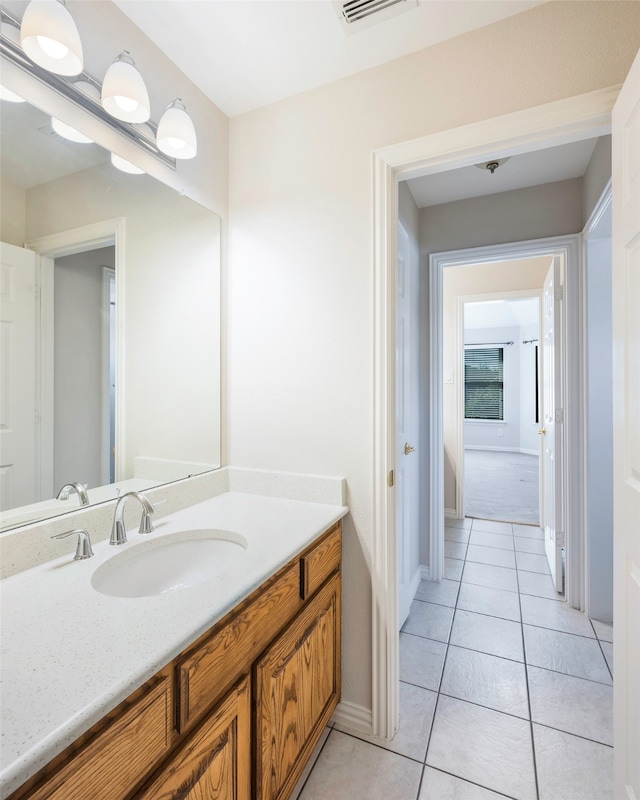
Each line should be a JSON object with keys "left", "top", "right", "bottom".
{"left": 464, "top": 449, "right": 539, "bottom": 525}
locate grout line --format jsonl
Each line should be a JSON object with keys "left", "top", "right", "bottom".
{"left": 422, "top": 766, "right": 520, "bottom": 800}
{"left": 591, "top": 619, "right": 614, "bottom": 682}
{"left": 514, "top": 535, "right": 541, "bottom": 800}
{"left": 293, "top": 727, "right": 333, "bottom": 799}
{"left": 332, "top": 727, "right": 426, "bottom": 766}
{"left": 522, "top": 620, "right": 604, "bottom": 643}
{"left": 531, "top": 720, "right": 614, "bottom": 750}
{"left": 415, "top": 764, "right": 426, "bottom": 800}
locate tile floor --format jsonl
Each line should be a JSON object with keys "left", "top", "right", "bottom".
{"left": 294, "top": 518, "right": 614, "bottom": 800}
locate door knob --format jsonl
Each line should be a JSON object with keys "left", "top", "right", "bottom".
{"left": 538, "top": 428, "right": 547, "bottom": 435}
{"left": 404, "top": 442, "right": 416, "bottom": 455}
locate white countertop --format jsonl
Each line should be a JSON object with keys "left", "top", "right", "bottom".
{"left": 0, "top": 490, "right": 348, "bottom": 798}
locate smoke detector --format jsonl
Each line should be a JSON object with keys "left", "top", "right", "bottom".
{"left": 333, "top": 0, "right": 419, "bottom": 34}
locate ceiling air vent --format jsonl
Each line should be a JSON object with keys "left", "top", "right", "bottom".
{"left": 334, "top": 0, "right": 418, "bottom": 33}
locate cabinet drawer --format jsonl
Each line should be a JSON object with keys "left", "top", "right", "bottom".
{"left": 301, "top": 523, "right": 342, "bottom": 599}
{"left": 177, "top": 561, "right": 303, "bottom": 732}
{"left": 24, "top": 674, "right": 173, "bottom": 800}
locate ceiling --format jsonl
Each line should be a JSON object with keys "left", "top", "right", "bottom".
{"left": 465, "top": 296, "right": 539, "bottom": 331}
{"left": 112, "top": 0, "right": 546, "bottom": 117}
{"left": 406, "top": 137, "right": 599, "bottom": 208}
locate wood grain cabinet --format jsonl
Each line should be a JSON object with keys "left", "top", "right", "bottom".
{"left": 8, "top": 521, "right": 342, "bottom": 800}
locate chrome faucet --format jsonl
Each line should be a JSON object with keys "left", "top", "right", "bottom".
{"left": 56, "top": 482, "right": 90, "bottom": 506}
{"left": 110, "top": 491, "right": 155, "bottom": 545}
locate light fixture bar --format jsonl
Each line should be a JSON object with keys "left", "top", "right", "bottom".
{"left": 0, "top": 8, "right": 175, "bottom": 170}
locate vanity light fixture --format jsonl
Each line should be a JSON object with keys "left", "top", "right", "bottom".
{"left": 20, "top": 0, "right": 83, "bottom": 76}
{"left": 110, "top": 152, "right": 145, "bottom": 175}
{"left": 101, "top": 51, "right": 150, "bottom": 123}
{"left": 156, "top": 98, "right": 197, "bottom": 159}
{"left": 0, "top": 85, "right": 25, "bottom": 102}
{"left": 51, "top": 116, "right": 93, "bottom": 143}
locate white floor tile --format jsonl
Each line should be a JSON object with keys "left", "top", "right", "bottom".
{"left": 513, "top": 523, "right": 544, "bottom": 539}
{"left": 402, "top": 600, "right": 454, "bottom": 643}
{"left": 469, "top": 531, "right": 514, "bottom": 551}
{"left": 399, "top": 632, "right": 447, "bottom": 691}
{"left": 601, "top": 641, "right": 613, "bottom": 675}
{"left": 517, "top": 570, "right": 561, "bottom": 601}
{"left": 591, "top": 619, "right": 613, "bottom": 642}
{"left": 470, "top": 519, "right": 513, "bottom": 535}
{"left": 523, "top": 625, "right": 612, "bottom": 684}
{"left": 298, "top": 730, "right": 423, "bottom": 800}
{"left": 419, "top": 767, "right": 509, "bottom": 799}
{"left": 462, "top": 561, "right": 518, "bottom": 593}
{"left": 515, "top": 551, "right": 551, "bottom": 574}
{"left": 445, "top": 526, "right": 471, "bottom": 543}
{"left": 415, "top": 579, "right": 459, "bottom": 608}
{"left": 450, "top": 609, "right": 524, "bottom": 662}
{"left": 335, "top": 683, "right": 437, "bottom": 762}
{"left": 466, "top": 544, "right": 516, "bottom": 569}
{"left": 441, "top": 646, "right": 529, "bottom": 719}
{"left": 533, "top": 724, "right": 613, "bottom": 800}
{"left": 445, "top": 558, "right": 464, "bottom": 581}
{"left": 427, "top": 696, "right": 536, "bottom": 800}
{"left": 514, "top": 537, "right": 547, "bottom": 555}
{"left": 457, "top": 583, "right": 521, "bottom": 622}
{"left": 520, "top": 594, "right": 595, "bottom": 637}
{"left": 445, "top": 518, "right": 473, "bottom": 530}
{"left": 528, "top": 665, "right": 613, "bottom": 745}
{"left": 445, "top": 540, "right": 467, "bottom": 560}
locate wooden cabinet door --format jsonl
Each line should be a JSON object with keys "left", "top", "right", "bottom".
{"left": 135, "top": 676, "right": 251, "bottom": 800}
{"left": 254, "top": 573, "right": 341, "bottom": 800}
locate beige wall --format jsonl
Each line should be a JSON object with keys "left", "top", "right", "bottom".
{"left": 227, "top": 1, "right": 640, "bottom": 716}
{"left": 583, "top": 135, "right": 612, "bottom": 225}
{"left": 1, "top": 180, "right": 26, "bottom": 246}
{"left": 442, "top": 258, "right": 551, "bottom": 513}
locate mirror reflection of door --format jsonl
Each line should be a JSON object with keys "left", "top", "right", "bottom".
{"left": 53, "top": 245, "right": 115, "bottom": 494}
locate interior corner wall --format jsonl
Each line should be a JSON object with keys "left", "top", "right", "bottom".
{"left": 227, "top": 2, "right": 640, "bottom": 718}
{"left": 582, "top": 135, "right": 612, "bottom": 226}
{"left": 1, "top": 179, "right": 26, "bottom": 246}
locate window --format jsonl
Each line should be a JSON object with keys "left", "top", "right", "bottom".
{"left": 464, "top": 347, "right": 504, "bottom": 420}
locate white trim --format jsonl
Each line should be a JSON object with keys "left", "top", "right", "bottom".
{"left": 409, "top": 566, "right": 422, "bottom": 603}
{"left": 371, "top": 85, "right": 616, "bottom": 739}
{"left": 465, "top": 445, "right": 539, "bottom": 456}
{"left": 331, "top": 701, "right": 373, "bottom": 735}
{"left": 444, "top": 508, "right": 457, "bottom": 519}
{"left": 420, "top": 565, "right": 431, "bottom": 581}
{"left": 26, "top": 219, "right": 126, "bottom": 488}
{"left": 101, "top": 268, "right": 115, "bottom": 486}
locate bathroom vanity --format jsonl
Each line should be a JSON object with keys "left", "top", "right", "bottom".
{"left": 0, "top": 473, "right": 347, "bottom": 800}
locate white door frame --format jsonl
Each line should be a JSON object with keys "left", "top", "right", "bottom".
{"left": 26, "top": 219, "right": 126, "bottom": 496}
{"left": 371, "top": 85, "right": 618, "bottom": 739}
{"left": 455, "top": 287, "right": 544, "bottom": 524}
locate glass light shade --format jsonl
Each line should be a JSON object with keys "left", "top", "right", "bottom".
{"left": 0, "top": 86, "right": 26, "bottom": 103}
{"left": 52, "top": 117, "right": 93, "bottom": 143}
{"left": 20, "top": 0, "right": 83, "bottom": 76}
{"left": 110, "top": 153, "right": 145, "bottom": 175}
{"left": 156, "top": 99, "right": 197, "bottom": 159}
{"left": 101, "top": 52, "right": 150, "bottom": 123}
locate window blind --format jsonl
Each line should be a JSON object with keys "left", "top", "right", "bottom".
{"left": 464, "top": 347, "right": 504, "bottom": 420}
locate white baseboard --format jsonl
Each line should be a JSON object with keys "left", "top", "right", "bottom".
{"left": 420, "top": 565, "right": 431, "bottom": 581}
{"left": 444, "top": 508, "right": 457, "bottom": 519}
{"left": 331, "top": 700, "right": 372, "bottom": 734}
{"left": 465, "top": 445, "right": 539, "bottom": 456}
{"left": 410, "top": 566, "right": 422, "bottom": 599}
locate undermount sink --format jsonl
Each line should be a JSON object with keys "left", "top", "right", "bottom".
{"left": 91, "top": 529, "right": 248, "bottom": 598}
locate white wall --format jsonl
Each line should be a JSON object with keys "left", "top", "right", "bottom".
{"left": 54, "top": 247, "right": 114, "bottom": 491}
{"left": 0, "top": 180, "right": 26, "bottom": 246}
{"left": 227, "top": 2, "right": 640, "bottom": 715}
{"left": 583, "top": 135, "right": 612, "bottom": 226}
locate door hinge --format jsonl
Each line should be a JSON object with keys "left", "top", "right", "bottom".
{"left": 388, "top": 470, "right": 394, "bottom": 488}
{"left": 555, "top": 408, "right": 565, "bottom": 424}
{"left": 554, "top": 285, "right": 564, "bottom": 302}
{"left": 556, "top": 530, "right": 566, "bottom": 548}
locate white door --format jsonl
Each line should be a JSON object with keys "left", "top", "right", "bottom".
{"left": 541, "top": 257, "right": 564, "bottom": 591}
{"left": 397, "top": 222, "right": 419, "bottom": 628}
{"left": 0, "top": 242, "right": 37, "bottom": 510}
{"left": 612, "top": 47, "right": 640, "bottom": 800}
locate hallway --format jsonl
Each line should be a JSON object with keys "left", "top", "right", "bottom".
{"left": 295, "top": 518, "right": 613, "bottom": 800}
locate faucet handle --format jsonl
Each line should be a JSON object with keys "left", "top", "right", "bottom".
{"left": 52, "top": 529, "right": 94, "bottom": 560}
